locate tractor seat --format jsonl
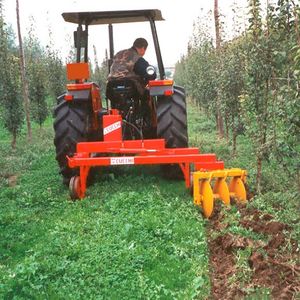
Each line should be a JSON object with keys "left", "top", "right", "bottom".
{"left": 106, "top": 78, "right": 141, "bottom": 103}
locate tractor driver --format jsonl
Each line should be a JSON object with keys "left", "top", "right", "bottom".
{"left": 107, "top": 38, "right": 157, "bottom": 95}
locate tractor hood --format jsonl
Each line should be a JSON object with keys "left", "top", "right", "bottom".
{"left": 62, "top": 9, "right": 164, "bottom": 25}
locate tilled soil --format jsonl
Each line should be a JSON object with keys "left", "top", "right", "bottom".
{"left": 207, "top": 203, "right": 300, "bottom": 299}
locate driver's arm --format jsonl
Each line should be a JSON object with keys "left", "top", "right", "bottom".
{"left": 134, "top": 57, "right": 157, "bottom": 81}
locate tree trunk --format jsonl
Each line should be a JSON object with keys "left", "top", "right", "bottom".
{"left": 232, "top": 115, "right": 237, "bottom": 156}
{"left": 11, "top": 130, "right": 17, "bottom": 149}
{"left": 216, "top": 103, "right": 224, "bottom": 139}
{"left": 16, "top": 0, "right": 32, "bottom": 142}
{"left": 214, "top": 0, "right": 224, "bottom": 139}
{"left": 214, "top": 0, "right": 221, "bottom": 49}
{"left": 297, "top": 168, "right": 300, "bottom": 194}
{"left": 233, "top": 129, "right": 237, "bottom": 157}
{"left": 256, "top": 155, "right": 262, "bottom": 194}
{"left": 292, "top": 1, "right": 300, "bottom": 46}
{"left": 225, "top": 112, "right": 229, "bottom": 142}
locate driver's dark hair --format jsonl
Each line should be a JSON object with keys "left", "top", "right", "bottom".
{"left": 133, "top": 38, "right": 148, "bottom": 49}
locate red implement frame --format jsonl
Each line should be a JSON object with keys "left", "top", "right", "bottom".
{"left": 67, "top": 138, "right": 224, "bottom": 199}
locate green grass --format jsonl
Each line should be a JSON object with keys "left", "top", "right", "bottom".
{"left": 0, "top": 101, "right": 299, "bottom": 299}
{"left": 0, "top": 118, "right": 210, "bottom": 299}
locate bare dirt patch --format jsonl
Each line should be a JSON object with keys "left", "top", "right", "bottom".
{"left": 0, "top": 173, "right": 18, "bottom": 187}
{"left": 207, "top": 202, "right": 300, "bottom": 299}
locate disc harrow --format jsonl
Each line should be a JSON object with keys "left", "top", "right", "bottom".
{"left": 66, "top": 110, "right": 248, "bottom": 218}
{"left": 193, "top": 168, "right": 247, "bottom": 218}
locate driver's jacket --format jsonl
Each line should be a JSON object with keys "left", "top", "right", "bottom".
{"left": 108, "top": 47, "right": 144, "bottom": 95}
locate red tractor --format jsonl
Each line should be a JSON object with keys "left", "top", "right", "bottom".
{"left": 54, "top": 10, "right": 188, "bottom": 185}
{"left": 53, "top": 9, "right": 247, "bottom": 218}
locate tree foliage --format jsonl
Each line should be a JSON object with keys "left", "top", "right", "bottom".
{"left": 46, "top": 47, "right": 66, "bottom": 100}
{"left": 91, "top": 46, "right": 109, "bottom": 99}
{"left": 0, "top": 4, "right": 66, "bottom": 145}
{"left": 174, "top": 0, "right": 300, "bottom": 192}
{"left": 25, "top": 19, "right": 48, "bottom": 127}
{"left": 0, "top": 7, "right": 24, "bottom": 148}
{"left": 46, "top": 25, "right": 66, "bottom": 101}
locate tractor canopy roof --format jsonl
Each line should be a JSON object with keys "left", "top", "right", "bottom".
{"left": 62, "top": 9, "right": 164, "bottom": 25}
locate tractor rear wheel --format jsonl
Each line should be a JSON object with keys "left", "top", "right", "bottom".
{"left": 157, "top": 86, "right": 188, "bottom": 179}
{"left": 54, "top": 100, "right": 91, "bottom": 185}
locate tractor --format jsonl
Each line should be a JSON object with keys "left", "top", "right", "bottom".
{"left": 54, "top": 9, "right": 187, "bottom": 184}
{"left": 53, "top": 9, "right": 247, "bottom": 218}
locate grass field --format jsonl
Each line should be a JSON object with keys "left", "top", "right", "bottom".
{"left": 0, "top": 102, "right": 299, "bottom": 299}
{"left": 0, "top": 112, "right": 211, "bottom": 299}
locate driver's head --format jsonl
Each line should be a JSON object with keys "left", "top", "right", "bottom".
{"left": 133, "top": 38, "right": 148, "bottom": 56}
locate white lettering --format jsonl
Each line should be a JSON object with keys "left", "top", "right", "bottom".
{"left": 110, "top": 157, "right": 135, "bottom": 165}
{"left": 104, "top": 121, "right": 121, "bottom": 135}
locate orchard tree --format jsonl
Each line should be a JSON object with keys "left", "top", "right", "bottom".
{"left": 46, "top": 23, "right": 66, "bottom": 101}
{"left": 242, "top": 0, "right": 277, "bottom": 192}
{"left": 91, "top": 45, "right": 102, "bottom": 86}
{"left": 218, "top": 39, "right": 245, "bottom": 154}
{"left": 0, "top": 16, "right": 24, "bottom": 148}
{"left": 0, "top": 0, "right": 5, "bottom": 117}
{"left": 174, "top": 55, "right": 187, "bottom": 88}
{"left": 25, "top": 18, "right": 48, "bottom": 127}
{"left": 269, "top": 0, "right": 300, "bottom": 187}
{"left": 4, "top": 55, "right": 24, "bottom": 148}
{"left": 91, "top": 47, "right": 109, "bottom": 97}
{"left": 46, "top": 47, "right": 66, "bottom": 101}
{"left": 28, "top": 59, "right": 48, "bottom": 127}
{"left": 45, "top": 39, "right": 65, "bottom": 101}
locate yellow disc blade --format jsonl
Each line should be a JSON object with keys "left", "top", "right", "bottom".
{"left": 201, "top": 180, "right": 214, "bottom": 218}
{"left": 229, "top": 177, "right": 247, "bottom": 202}
{"left": 214, "top": 178, "right": 230, "bottom": 205}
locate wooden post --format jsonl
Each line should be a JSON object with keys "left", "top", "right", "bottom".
{"left": 16, "top": 0, "right": 31, "bottom": 142}
{"left": 214, "top": 0, "right": 224, "bottom": 139}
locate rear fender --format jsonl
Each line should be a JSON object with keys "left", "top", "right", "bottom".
{"left": 148, "top": 79, "right": 174, "bottom": 96}
{"left": 64, "top": 88, "right": 91, "bottom": 103}
{"left": 65, "top": 83, "right": 102, "bottom": 111}
{"left": 60, "top": 83, "right": 103, "bottom": 131}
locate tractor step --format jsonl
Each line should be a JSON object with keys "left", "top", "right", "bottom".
{"left": 193, "top": 168, "right": 247, "bottom": 218}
